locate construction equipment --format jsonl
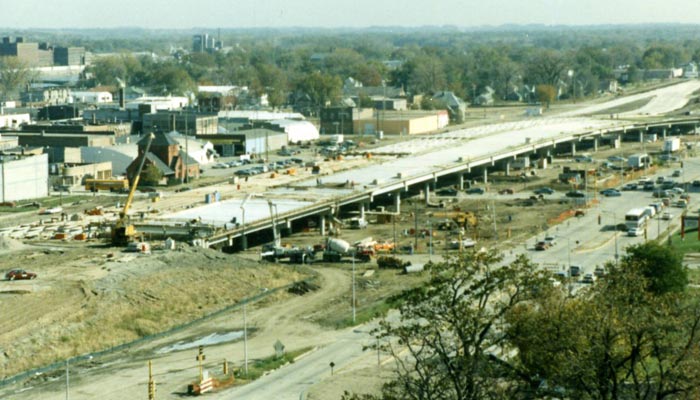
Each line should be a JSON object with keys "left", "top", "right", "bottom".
{"left": 260, "top": 244, "right": 316, "bottom": 263}
{"left": 432, "top": 210, "right": 478, "bottom": 229}
{"left": 112, "top": 133, "right": 154, "bottom": 246}
{"left": 322, "top": 237, "right": 375, "bottom": 262}
{"left": 85, "top": 178, "right": 129, "bottom": 192}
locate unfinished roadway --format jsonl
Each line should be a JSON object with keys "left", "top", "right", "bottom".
{"left": 138, "top": 80, "right": 700, "bottom": 250}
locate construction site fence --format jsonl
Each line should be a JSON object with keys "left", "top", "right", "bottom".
{"left": 0, "top": 273, "right": 319, "bottom": 389}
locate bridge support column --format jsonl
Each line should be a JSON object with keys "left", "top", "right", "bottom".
{"left": 639, "top": 131, "right": 644, "bottom": 143}
{"left": 593, "top": 138, "right": 598, "bottom": 152}
{"left": 319, "top": 214, "right": 326, "bottom": 236}
{"left": 394, "top": 192, "right": 401, "bottom": 214}
{"left": 227, "top": 236, "right": 233, "bottom": 247}
{"left": 505, "top": 161, "right": 511, "bottom": 176}
{"left": 571, "top": 142, "right": 576, "bottom": 156}
{"left": 359, "top": 203, "right": 365, "bottom": 220}
{"left": 662, "top": 128, "right": 667, "bottom": 140}
{"left": 424, "top": 182, "right": 430, "bottom": 203}
{"left": 458, "top": 174, "right": 465, "bottom": 191}
{"left": 483, "top": 168, "right": 488, "bottom": 184}
{"left": 241, "top": 235, "right": 248, "bottom": 251}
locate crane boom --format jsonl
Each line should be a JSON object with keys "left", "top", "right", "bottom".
{"left": 112, "top": 133, "right": 155, "bottom": 245}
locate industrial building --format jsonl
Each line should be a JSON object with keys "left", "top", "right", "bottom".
{"left": 142, "top": 111, "right": 218, "bottom": 136}
{"left": 53, "top": 46, "right": 86, "bottom": 66}
{"left": 0, "top": 113, "right": 31, "bottom": 129}
{"left": 0, "top": 37, "right": 53, "bottom": 67}
{"left": 192, "top": 33, "right": 223, "bottom": 53}
{"left": 320, "top": 107, "right": 373, "bottom": 135}
{"left": 198, "top": 128, "right": 287, "bottom": 157}
{"left": 0, "top": 153, "right": 49, "bottom": 202}
{"left": 353, "top": 110, "right": 450, "bottom": 136}
{"left": 55, "top": 161, "right": 112, "bottom": 188}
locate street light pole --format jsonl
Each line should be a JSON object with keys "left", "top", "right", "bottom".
{"left": 352, "top": 255, "right": 356, "bottom": 324}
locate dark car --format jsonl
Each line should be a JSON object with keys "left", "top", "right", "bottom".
{"left": 466, "top": 187, "right": 485, "bottom": 195}
{"left": 600, "top": 189, "right": 621, "bottom": 197}
{"left": 498, "top": 188, "right": 514, "bottom": 195}
{"left": 5, "top": 269, "right": 37, "bottom": 281}
{"left": 622, "top": 183, "right": 638, "bottom": 190}
{"left": 533, "top": 187, "right": 554, "bottom": 195}
{"left": 535, "top": 241, "right": 549, "bottom": 251}
{"left": 566, "top": 190, "right": 586, "bottom": 198}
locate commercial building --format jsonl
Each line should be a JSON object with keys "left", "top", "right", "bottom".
{"left": 353, "top": 110, "right": 450, "bottom": 136}
{"left": 55, "top": 161, "right": 112, "bottom": 187}
{"left": 0, "top": 153, "right": 49, "bottom": 202}
{"left": 142, "top": 111, "right": 218, "bottom": 136}
{"left": 0, "top": 37, "right": 53, "bottom": 67}
{"left": 192, "top": 33, "right": 223, "bottom": 53}
{"left": 0, "top": 113, "right": 31, "bottom": 129}
{"left": 53, "top": 46, "right": 86, "bottom": 66}
{"left": 320, "top": 107, "right": 373, "bottom": 135}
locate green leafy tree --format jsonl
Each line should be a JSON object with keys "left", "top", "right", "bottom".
{"left": 526, "top": 49, "right": 568, "bottom": 86}
{"left": 140, "top": 164, "right": 163, "bottom": 186}
{"left": 293, "top": 71, "right": 341, "bottom": 108}
{"left": 624, "top": 241, "right": 687, "bottom": 294}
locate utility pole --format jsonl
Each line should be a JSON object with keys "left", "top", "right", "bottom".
{"left": 413, "top": 200, "right": 418, "bottom": 250}
{"left": 352, "top": 255, "right": 356, "bottom": 324}
{"left": 243, "top": 302, "right": 248, "bottom": 377}
{"left": 65, "top": 359, "right": 69, "bottom": 400}
{"left": 185, "top": 109, "right": 189, "bottom": 183}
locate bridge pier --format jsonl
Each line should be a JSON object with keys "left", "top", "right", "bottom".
{"left": 662, "top": 128, "right": 667, "bottom": 140}
{"left": 593, "top": 138, "right": 598, "bottom": 152}
{"left": 227, "top": 236, "right": 233, "bottom": 247}
{"left": 241, "top": 235, "right": 248, "bottom": 251}
{"left": 359, "top": 203, "right": 366, "bottom": 220}
{"left": 505, "top": 161, "right": 511, "bottom": 176}
{"left": 639, "top": 130, "right": 644, "bottom": 143}
{"left": 483, "top": 168, "right": 488, "bottom": 184}
{"left": 394, "top": 192, "right": 401, "bottom": 213}
{"left": 458, "top": 174, "right": 464, "bottom": 191}
{"left": 571, "top": 142, "right": 576, "bottom": 156}
{"left": 424, "top": 181, "right": 430, "bottom": 203}
{"left": 319, "top": 214, "right": 326, "bottom": 236}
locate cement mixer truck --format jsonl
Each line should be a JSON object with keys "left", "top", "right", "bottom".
{"left": 322, "top": 237, "right": 375, "bottom": 262}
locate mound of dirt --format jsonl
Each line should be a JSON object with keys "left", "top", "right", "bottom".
{"left": 0, "top": 236, "right": 26, "bottom": 252}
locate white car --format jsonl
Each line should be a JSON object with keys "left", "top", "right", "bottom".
{"left": 628, "top": 227, "right": 644, "bottom": 237}
{"left": 662, "top": 212, "right": 672, "bottom": 220}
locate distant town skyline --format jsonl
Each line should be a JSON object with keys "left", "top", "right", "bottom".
{"left": 1, "top": 0, "right": 699, "bottom": 29}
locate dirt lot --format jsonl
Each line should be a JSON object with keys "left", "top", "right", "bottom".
{"left": 0, "top": 240, "right": 306, "bottom": 380}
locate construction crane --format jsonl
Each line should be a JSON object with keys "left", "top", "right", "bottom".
{"left": 112, "top": 133, "right": 154, "bottom": 246}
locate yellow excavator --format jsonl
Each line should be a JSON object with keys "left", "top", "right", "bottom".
{"left": 112, "top": 133, "right": 154, "bottom": 246}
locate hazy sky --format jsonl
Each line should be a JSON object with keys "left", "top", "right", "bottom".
{"left": 1, "top": 0, "right": 699, "bottom": 29}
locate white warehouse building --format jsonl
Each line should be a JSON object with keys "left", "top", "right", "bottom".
{"left": 268, "top": 119, "right": 319, "bottom": 143}
{"left": 0, "top": 154, "right": 49, "bottom": 202}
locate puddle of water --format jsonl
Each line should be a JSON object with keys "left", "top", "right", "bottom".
{"left": 156, "top": 331, "right": 244, "bottom": 354}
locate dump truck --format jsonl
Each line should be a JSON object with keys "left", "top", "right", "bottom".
{"left": 322, "top": 237, "right": 375, "bottom": 262}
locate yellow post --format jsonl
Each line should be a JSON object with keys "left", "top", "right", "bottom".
{"left": 148, "top": 360, "right": 156, "bottom": 400}
{"left": 223, "top": 359, "right": 228, "bottom": 376}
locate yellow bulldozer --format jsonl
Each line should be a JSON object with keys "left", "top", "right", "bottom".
{"left": 431, "top": 210, "right": 479, "bottom": 237}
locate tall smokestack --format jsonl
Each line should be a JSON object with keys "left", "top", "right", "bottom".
{"left": 119, "top": 87, "right": 125, "bottom": 109}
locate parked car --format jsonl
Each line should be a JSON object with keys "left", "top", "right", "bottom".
{"left": 600, "top": 189, "right": 621, "bottom": 197}
{"left": 498, "top": 188, "right": 514, "bottom": 195}
{"left": 608, "top": 155, "right": 626, "bottom": 162}
{"left": 662, "top": 211, "right": 672, "bottom": 220}
{"left": 544, "top": 235, "right": 557, "bottom": 246}
{"left": 672, "top": 170, "right": 682, "bottom": 177}
{"left": 4, "top": 269, "right": 37, "bottom": 280}
{"left": 569, "top": 265, "right": 582, "bottom": 277}
{"left": 566, "top": 190, "right": 586, "bottom": 198}
{"left": 535, "top": 241, "right": 550, "bottom": 251}
{"left": 574, "top": 156, "right": 593, "bottom": 163}
{"left": 594, "top": 266, "right": 606, "bottom": 277}
{"left": 533, "top": 187, "right": 554, "bottom": 195}
{"left": 692, "top": 180, "right": 700, "bottom": 187}
{"left": 581, "top": 273, "right": 596, "bottom": 284}
{"left": 622, "top": 183, "right": 638, "bottom": 190}
{"left": 466, "top": 187, "right": 485, "bottom": 195}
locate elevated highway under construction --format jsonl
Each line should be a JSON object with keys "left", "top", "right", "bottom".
{"left": 136, "top": 81, "right": 700, "bottom": 251}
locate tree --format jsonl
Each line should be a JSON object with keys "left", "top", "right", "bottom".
{"left": 535, "top": 84, "right": 557, "bottom": 108}
{"left": 624, "top": 242, "right": 687, "bottom": 294}
{"left": 526, "top": 49, "right": 568, "bottom": 86}
{"left": 365, "top": 251, "right": 550, "bottom": 400}
{"left": 510, "top": 259, "right": 700, "bottom": 400}
{"left": 0, "top": 57, "right": 35, "bottom": 101}
{"left": 409, "top": 54, "right": 446, "bottom": 94}
{"left": 140, "top": 164, "right": 163, "bottom": 186}
{"left": 293, "top": 71, "right": 341, "bottom": 108}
